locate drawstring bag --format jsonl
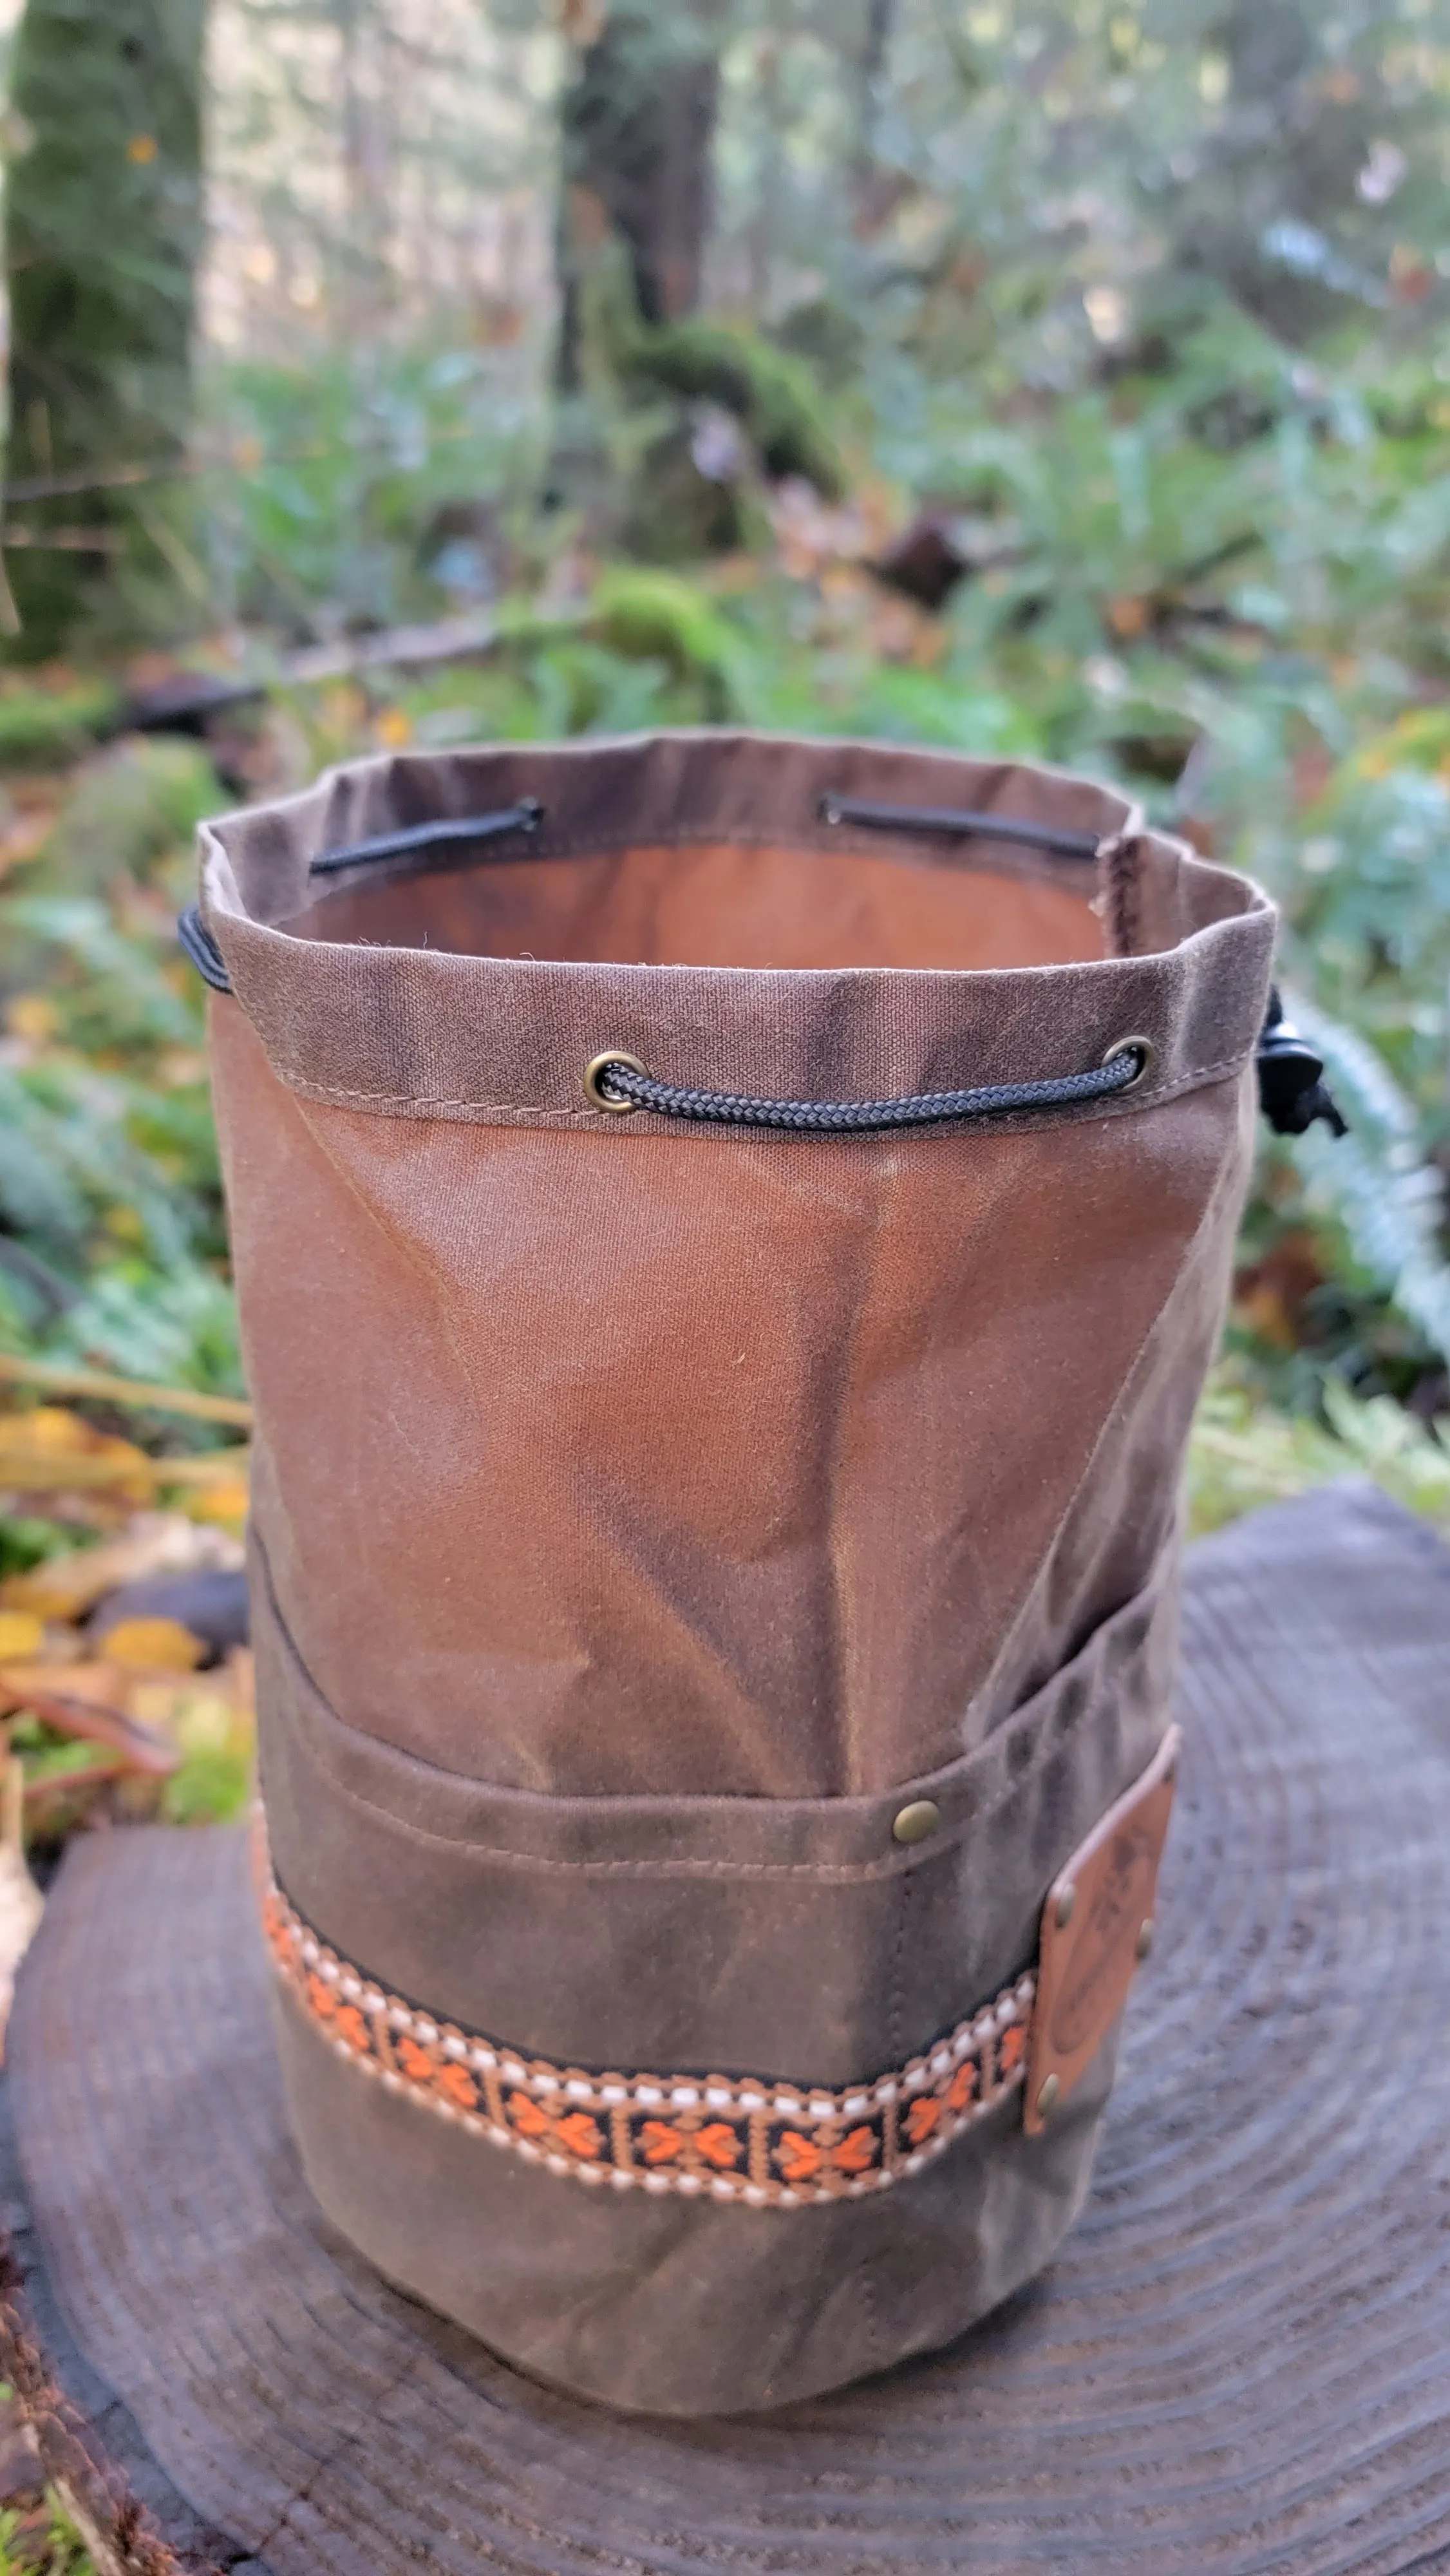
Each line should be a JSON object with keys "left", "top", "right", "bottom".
{"left": 185, "top": 730, "right": 1294, "bottom": 2417}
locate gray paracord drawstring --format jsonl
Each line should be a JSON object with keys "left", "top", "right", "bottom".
{"left": 307, "top": 797, "right": 543, "bottom": 876}
{"left": 178, "top": 797, "right": 543, "bottom": 991}
{"left": 581, "top": 1046, "right": 1149, "bottom": 1131}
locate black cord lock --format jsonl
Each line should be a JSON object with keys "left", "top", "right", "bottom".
{"left": 1256, "top": 988, "right": 1348, "bottom": 1139}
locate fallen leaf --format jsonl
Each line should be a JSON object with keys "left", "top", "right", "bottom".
{"left": 8, "top": 1406, "right": 91, "bottom": 1455}
{"left": 104, "top": 1616, "right": 205, "bottom": 1672}
{"left": 184, "top": 1475, "right": 250, "bottom": 1528}
{"left": 0, "top": 1406, "right": 153, "bottom": 1504}
{"left": 91, "top": 1565, "right": 247, "bottom": 1662}
{"left": 0, "top": 1613, "right": 44, "bottom": 1663}
{"left": 3, "top": 994, "right": 57, "bottom": 1045}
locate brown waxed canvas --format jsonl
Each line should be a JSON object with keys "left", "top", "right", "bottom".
{"left": 197, "top": 728, "right": 1275, "bottom": 2416}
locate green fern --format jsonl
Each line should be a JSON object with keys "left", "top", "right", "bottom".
{"left": 1276, "top": 992, "right": 1450, "bottom": 1376}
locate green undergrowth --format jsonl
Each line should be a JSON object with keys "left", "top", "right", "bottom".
{"left": 1187, "top": 1369, "right": 1450, "bottom": 1540}
{"left": 0, "top": 2489, "right": 93, "bottom": 2576}
{"left": 1, "top": 308, "right": 1449, "bottom": 1522}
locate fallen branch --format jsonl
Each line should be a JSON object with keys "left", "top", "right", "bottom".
{"left": 1, "top": 1678, "right": 180, "bottom": 1778}
{"left": 118, "top": 605, "right": 501, "bottom": 737}
{"left": 0, "top": 1354, "right": 253, "bottom": 1430}
{"left": 282, "top": 605, "right": 498, "bottom": 685}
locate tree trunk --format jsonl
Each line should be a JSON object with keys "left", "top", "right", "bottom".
{"left": 556, "top": 5, "right": 723, "bottom": 395}
{"left": 851, "top": 0, "right": 896, "bottom": 222}
{"left": 5, "top": 0, "right": 207, "bottom": 658}
{"left": 335, "top": 0, "right": 393, "bottom": 343}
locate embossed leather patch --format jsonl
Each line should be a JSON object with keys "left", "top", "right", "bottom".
{"left": 1023, "top": 1724, "right": 1180, "bottom": 2136}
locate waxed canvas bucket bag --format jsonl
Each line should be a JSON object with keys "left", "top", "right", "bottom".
{"left": 184, "top": 728, "right": 1277, "bottom": 2416}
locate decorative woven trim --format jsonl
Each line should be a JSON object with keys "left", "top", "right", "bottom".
{"left": 260, "top": 1866, "right": 1033, "bottom": 2208}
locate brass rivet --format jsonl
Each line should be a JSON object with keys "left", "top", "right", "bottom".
{"left": 1035, "top": 2073, "right": 1060, "bottom": 2121}
{"left": 1055, "top": 1883, "right": 1077, "bottom": 1931}
{"left": 892, "top": 1799, "right": 941, "bottom": 1846}
{"left": 1136, "top": 1918, "right": 1154, "bottom": 1962}
{"left": 1103, "top": 1035, "right": 1156, "bottom": 1088}
{"left": 583, "top": 1050, "right": 646, "bottom": 1112}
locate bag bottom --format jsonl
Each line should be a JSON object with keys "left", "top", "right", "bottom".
{"left": 276, "top": 1987, "right": 1116, "bottom": 2415}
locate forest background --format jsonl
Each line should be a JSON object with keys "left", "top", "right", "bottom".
{"left": 2, "top": 3, "right": 1450, "bottom": 2555}
{"left": 4, "top": 1, "right": 1450, "bottom": 1864}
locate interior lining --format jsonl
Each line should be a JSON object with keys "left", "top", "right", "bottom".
{"left": 280, "top": 838, "right": 1106, "bottom": 974}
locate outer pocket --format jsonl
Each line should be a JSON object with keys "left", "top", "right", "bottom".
{"left": 254, "top": 1526, "right": 1177, "bottom": 2413}
{"left": 253, "top": 1524, "right": 1180, "bottom": 2090}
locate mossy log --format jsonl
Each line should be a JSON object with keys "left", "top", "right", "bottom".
{"left": 617, "top": 317, "right": 846, "bottom": 502}
{"left": 557, "top": 5, "right": 722, "bottom": 392}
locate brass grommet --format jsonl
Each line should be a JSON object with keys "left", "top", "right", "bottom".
{"left": 583, "top": 1050, "right": 647, "bottom": 1113}
{"left": 1035, "top": 2073, "right": 1060, "bottom": 2121}
{"left": 892, "top": 1799, "right": 941, "bottom": 1846}
{"left": 1136, "top": 1917, "right": 1154, "bottom": 1962}
{"left": 1103, "top": 1036, "right": 1156, "bottom": 1088}
{"left": 1055, "top": 1883, "right": 1077, "bottom": 1931}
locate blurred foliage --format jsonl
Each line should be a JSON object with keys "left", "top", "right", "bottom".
{"left": 0, "top": 21, "right": 1438, "bottom": 2556}
{"left": 0, "top": 0, "right": 1447, "bottom": 1589}
{"left": 0, "top": 735, "right": 238, "bottom": 1403}
{"left": 5, "top": 0, "right": 207, "bottom": 657}
{"left": 0, "top": 2487, "right": 91, "bottom": 2576}
{"left": 0, "top": 1397, "right": 252, "bottom": 1856}
{"left": 1189, "top": 1368, "right": 1450, "bottom": 1536}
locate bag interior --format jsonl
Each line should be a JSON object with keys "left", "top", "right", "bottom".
{"left": 281, "top": 838, "right": 1107, "bottom": 974}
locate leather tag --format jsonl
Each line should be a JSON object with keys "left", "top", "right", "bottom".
{"left": 1023, "top": 1724, "right": 1180, "bottom": 2136}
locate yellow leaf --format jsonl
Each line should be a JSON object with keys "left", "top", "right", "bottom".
{"left": 182, "top": 1477, "right": 250, "bottom": 1529}
{"left": 127, "top": 133, "right": 158, "bottom": 164}
{"left": 17, "top": 1407, "right": 90, "bottom": 1454}
{"left": 375, "top": 708, "right": 413, "bottom": 748}
{"left": 4, "top": 994, "right": 56, "bottom": 1045}
{"left": 0, "top": 1565, "right": 109, "bottom": 1620}
{"left": 103, "top": 1618, "right": 205, "bottom": 1672}
{"left": 0, "top": 1406, "right": 155, "bottom": 1502}
{"left": 0, "top": 1613, "right": 43, "bottom": 1662}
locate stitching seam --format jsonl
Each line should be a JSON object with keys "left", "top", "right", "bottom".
{"left": 268, "top": 1688, "right": 1140, "bottom": 1880}
{"left": 239, "top": 1051, "right": 1253, "bottom": 1123}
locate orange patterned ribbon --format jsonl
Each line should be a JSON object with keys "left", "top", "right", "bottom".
{"left": 261, "top": 1862, "right": 1033, "bottom": 2210}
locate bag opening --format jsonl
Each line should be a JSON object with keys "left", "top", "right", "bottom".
{"left": 278, "top": 835, "right": 1108, "bottom": 975}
